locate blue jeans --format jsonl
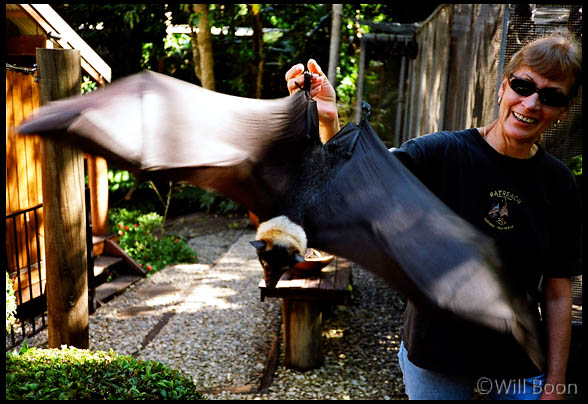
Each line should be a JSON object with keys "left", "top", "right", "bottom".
{"left": 398, "top": 342, "right": 545, "bottom": 400}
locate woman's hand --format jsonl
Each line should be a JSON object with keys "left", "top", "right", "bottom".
{"left": 285, "top": 59, "right": 340, "bottom": 143}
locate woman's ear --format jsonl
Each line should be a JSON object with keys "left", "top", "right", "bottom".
{"left": 560, "top": 99, "right": 573, "bottom": 117}
{"left": 557, "top": 109, "right": 569, "bottom": 123}
{"left": 498, "top": 77, "right": 507, "bottom": 101}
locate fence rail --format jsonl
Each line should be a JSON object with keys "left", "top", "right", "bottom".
{"left": 6, "top": 188, "right": 96, "bottom": 350}
{"left": 6, "top": 204, "right": 47, "bottom": 350}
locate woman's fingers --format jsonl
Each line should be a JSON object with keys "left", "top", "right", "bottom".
{"left": 285, "top": 60, "right": 331, "bottom": 98}
{"left": 307, "top": 59, "right": 324, "bottom": 76}
{"left": 285, "top": 63, "right": 304, "bottom": 95}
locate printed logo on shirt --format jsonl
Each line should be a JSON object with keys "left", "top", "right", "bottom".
{"left": 484, "top": 190, "right": 522, "bottom": 230}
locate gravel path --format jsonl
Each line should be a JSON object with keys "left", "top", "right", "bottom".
{"left": 10, "top": 212, "right": 408, "bottom": 400}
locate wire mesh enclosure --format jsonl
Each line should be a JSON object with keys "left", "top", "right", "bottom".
{"left": 504, "top": 4, "right": 582, "bottom": 168}
{"left": 357, "top": 4, "right": 582, "bottom": 170}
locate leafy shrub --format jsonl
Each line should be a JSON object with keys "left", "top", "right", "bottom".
{"left": 81, "top": 75, "right": 98, "bottom": 94}
{"left": 168, "top": 185, "right": 241, "bottom": 215}
{"left": 106, "top": 169, "right": 242, "bottom": 217}
{"left": 109, "top": 209, "right": 197, "bottom": 275}
{"left": 6, "top": 271, "right": 17, "bottom": 331}
{"left": 569, "top": 155, "right": 582, "bottom": 176}
{"left": 6, "top": 344, "right": 206, "bottom": 400}
{"left": 108, "top": 169, "right": 137, "bottom": 193}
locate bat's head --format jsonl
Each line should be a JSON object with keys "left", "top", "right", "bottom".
{"left": 250, "top": 216, "right": 307, "bottom": 288}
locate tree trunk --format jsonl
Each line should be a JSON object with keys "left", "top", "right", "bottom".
{"left": 328, "top": 4, "right": 342, "bottom": 87}
{"left": 193, "top": 4, "right": 215, "bottom": 91}
{"left": 186, "top": 4, "right": 202, "bottom": 81}
{"left": 250, "top": 4, "right": 264, "bottom": 99}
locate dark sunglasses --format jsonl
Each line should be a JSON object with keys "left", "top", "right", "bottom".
{"left": 508, "top": 74, "right": 570, "bottom": 107}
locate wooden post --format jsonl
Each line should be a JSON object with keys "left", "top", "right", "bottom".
{"left": 37, "top": 48, "right": 89, "bottom": 348}
{"left": 86, "top": 154, "right": 109, "bottom": 236}
{"left": 283, "top": 299, "right": 323, "bottom": 370}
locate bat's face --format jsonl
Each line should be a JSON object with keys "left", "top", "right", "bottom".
{"left": 250, "top": 215, "right": 308, "bottom": 288}
{"left": 251, "top": 240, "right": 305, "bottom": 288}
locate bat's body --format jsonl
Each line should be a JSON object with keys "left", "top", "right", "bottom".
{"left": 18, "top": 70, "right": 544, "bottom": 370}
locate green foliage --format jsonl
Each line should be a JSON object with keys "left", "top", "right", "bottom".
{"left": 108, "top": 169, "right": 137, "bottom": 193}
{"left": 107, "top": 171, "right": 242, "bottom": 217}
{"left": 5, "top": 345, "right": 206, "bottom": 400}
{"left": 569, "top": 155, "right": 582, "bottom": 176}
{"left": 81, "top": 75, "right": 98, "bottom": 94}
{"left": 52, "top": 3, "right": 440, "bottom": 101}
{"left": 53, "top": 4, "right": 440, "bottom": 145}
{"left": 6, "top": 271, "right": 17, "bottom": 332}
{"left": 164, "top": 32, "right": 193, "bottom": 76}
{"left": 194, "top": 190, "right": 241, "bottom": 214}
{"left": 218, "top": 196, "right": 241, "bottom": 215}
{"left": 52, "top": 4, "right": 169, "bottom": 79}
{"left": 109, "top": 209, "right": 197, "bottom": 274}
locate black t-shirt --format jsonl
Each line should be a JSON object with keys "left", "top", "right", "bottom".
{"left": 391, "top": 128, "right": 581, "bottom": 378}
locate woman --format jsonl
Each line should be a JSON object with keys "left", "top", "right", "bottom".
{"left": 286, "top": 34, "right": 581, "bottom": 400}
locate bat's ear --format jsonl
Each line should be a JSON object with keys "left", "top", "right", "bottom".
{"left": 294, "top": 252, "right": 307, "bottom": 263}
{"left": 250, "top": 240, "right": 267, "bottom": 250}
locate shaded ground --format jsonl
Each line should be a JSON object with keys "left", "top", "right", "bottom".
{"left": 164, "top": 211, "right": 254, "bottom": 264}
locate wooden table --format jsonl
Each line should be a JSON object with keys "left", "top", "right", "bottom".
{"left": 259, "top": 256, "right": 352, "bottom": 371}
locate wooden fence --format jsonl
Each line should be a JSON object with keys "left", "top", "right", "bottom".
{"left": 6, "top": 68, "right": 46, "bottom": 301}
{"left": 400, "top": 4, "right": 506, "bottom": 143}
{"left": 396, "top": 3, "right": 581, "bottom": 169}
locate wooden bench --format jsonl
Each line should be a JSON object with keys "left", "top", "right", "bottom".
{"left": 259, "top": 256, "right": 352, "bottom": 371}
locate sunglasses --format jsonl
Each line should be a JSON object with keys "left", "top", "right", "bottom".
{"left": 508, "top": 74, "right": 570, "bottom": 107}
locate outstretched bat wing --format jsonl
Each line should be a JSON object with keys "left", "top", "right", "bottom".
{"left": 300, "top": 119, "right": 543, "bottom": 370}
{"left": 18, "top": 70, "right": 542, "bottom": 369}
{"left": 18, "top": 70, "right": 315, "bottom": 220}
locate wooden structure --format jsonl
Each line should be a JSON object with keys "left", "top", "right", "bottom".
{"left": 6, "top": 5, "right": 109, "bottom": 318}
{"left": 6, "top": 4, "right": 111, "bottom": 84}
{"left": 6, "top": 4, "right": 113, "bottom": 290}
{"left": 6, "top": 3, "right": 112, "bottom": 236}
{"left": 259, "top": 257, "right": 352, "bottom": 370}
{"left": 5, "top": 5, "right": 145, "bottom": 348}
{"left": 5, "top": 68, "right": 44, "bottom": 306}
{"left": 36, "top": 48, "right": 88, "bottom": 348}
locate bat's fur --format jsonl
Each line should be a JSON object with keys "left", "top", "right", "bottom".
{"left": 253, "top": 215, "right": 307, "bottom": 288}
{"left": 255, "top": 215, "right": 307, "bottom": 254}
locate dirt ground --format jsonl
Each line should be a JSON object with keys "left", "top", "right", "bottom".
{"left": 164, "top": 211, "right": 253, "bottom": 239}
{"left": 164, "top": 211, "right": 256, "bottom": 265}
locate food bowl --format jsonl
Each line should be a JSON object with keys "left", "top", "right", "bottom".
{"left": 293, "top": 248, "right": 334, "bottom": 275}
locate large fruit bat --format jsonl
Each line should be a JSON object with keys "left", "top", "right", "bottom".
{"left": 18, "top": 70, "right": 543, "bottom": 370}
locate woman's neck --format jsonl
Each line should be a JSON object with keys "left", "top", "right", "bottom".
{"left": 479, "top": 121, "right": 538, "bottom": 159}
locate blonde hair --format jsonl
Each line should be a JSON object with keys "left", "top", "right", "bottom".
{"left": 504, "top": 34, "right": 582, "bottom": 97}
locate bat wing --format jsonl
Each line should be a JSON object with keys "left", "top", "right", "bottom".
{"left": 300, "top": 118, "right": 543, "bottom": 371}
{"left": 18, "top": 70, "right": 316, "bottom": 219}
{"left": 19, "top": 70, "right": 542, "bottom": 369}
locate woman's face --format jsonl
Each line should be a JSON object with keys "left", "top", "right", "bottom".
{"left": 497, "top": 66, "right": 571, "bottom": 144}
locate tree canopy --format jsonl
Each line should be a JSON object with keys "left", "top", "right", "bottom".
{"left": 53, "top": 4, "right": 438, "bottom": 99}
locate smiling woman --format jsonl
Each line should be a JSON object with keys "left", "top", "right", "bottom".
{"left": 392, "top": 33, "right": 583, "bottom": 400}
{"left": 483, "top": 34, "right": 582, "bottom": 159}
{"left": 286, "top": 32, "right": 582, "bottom": 399}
